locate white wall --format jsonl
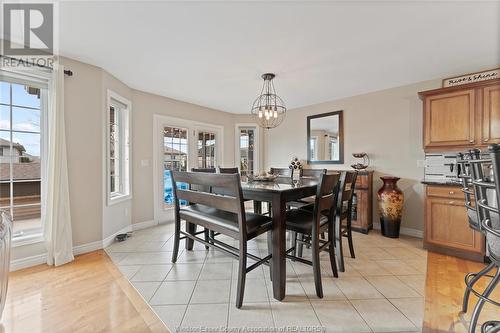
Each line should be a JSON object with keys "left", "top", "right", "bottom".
{"left": 264, "top": 79, "right": 442, "bottom": 232}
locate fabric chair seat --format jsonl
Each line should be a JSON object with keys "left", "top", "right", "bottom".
{"left": 285, "top": 208, "right": 329, "bottom": 234}
{"left": 180, "top": 204, "right": 272, "bottom": 238}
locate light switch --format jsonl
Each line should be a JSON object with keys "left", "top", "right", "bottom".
{"left": 141, "top": 159, "right": 150, "bottom": 167}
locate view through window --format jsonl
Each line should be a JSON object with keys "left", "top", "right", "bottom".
{"left": 239, "top": 128, "right": 255, "bottom": 177}
{"left": 197, "top": 131, "right": 216, "bottom": 168}
{"left": 0, "top": 78, "right": 45, "bottom": 238}
{"left": 163, "top": 126, "right": 188, "bottom": 208}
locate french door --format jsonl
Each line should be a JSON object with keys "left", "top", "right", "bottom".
{"left": 235, "top": 124, "right": 260, "bottom": 178}
{"left": 153, "top": 115, "right": 223, "bottom": 223}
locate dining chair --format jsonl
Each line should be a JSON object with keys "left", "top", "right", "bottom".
{"left": 294, "top": 170, "right": 357, "bottom": 272}
{"left": 270, "top": 167, "right": 292, "bottom": 177}
{"left": 191, "top": 167, "right": 217, "bottom": 173}
{"left": 191, "top": 167, "right": 217, "bottom": 248}
{"left": 287, "top": 169, "right": 326, "bottom": 256}
{"left": 219, "top": 167, "right": 239, "bottom": 174}
{"left": 170, "top": 171, "right": 272, "bottom": 308}
{"left": 285, "top": 173, "right": 341, "bottom": 298}
{"left": 467, "top": 145, "right": 500, "bottom": 332}
{"left": 335, "top": 171, "right": 358, "bottom": 272}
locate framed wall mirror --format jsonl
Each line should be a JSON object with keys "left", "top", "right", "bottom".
{"left": 307, "top": 110, "right": 344, "bottom": 164}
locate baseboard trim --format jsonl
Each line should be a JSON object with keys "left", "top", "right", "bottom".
{"left": 10, "top": 253, "right": 47, "bottom": 271}
{"left": 11, "top": 220, "right": 158, "bottom": 271}
{"left": 373, "top": 222, "right": 423, "bottom": 238}
{"left": 73, "top": 240, "right": 103, "bottom": 256}
{"left": 102, "top": 225, "right": 133, "bottom": 249}
{"left": 132, "top": 220, "right": 157, "bottom": 231}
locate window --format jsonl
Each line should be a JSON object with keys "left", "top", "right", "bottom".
{"left": 107, "top": 91, "right": 131, "bottom": 204}
{"left": 310, "top": 137, "right": 318, "bottom": 160}
{"left": 0, "top": 70, "right": 48, "bottom": 239}
{"left": 328, "top": 137, "right": 338, "bottom": 160}
{"left": 163, "top": 126, "right": 188, "bottom": 208}
{"left": 238, "top": 127, "right": 255, "bottom": 177}
{"left": 197, "top": 131, "right": 216, "bottom": 168}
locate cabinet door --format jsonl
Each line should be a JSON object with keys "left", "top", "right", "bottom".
{"left": 424, "top": 89, "right": 476, "bottom": 148}
{"left": 351, "top": 189, "right": 367, "bottom": 229}
{"left": 481, "top": 84, "right": 500, "bottom": 144}
{"left": 425, "top": 197, "right": 483, "bottom": 254}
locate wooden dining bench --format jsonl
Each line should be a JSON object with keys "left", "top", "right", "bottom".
{"left": 170, "top": 171, "right": 273, "bottom": 308}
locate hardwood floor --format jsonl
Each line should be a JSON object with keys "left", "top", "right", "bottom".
{"left": 2, "top": 250, "right": 169, "bottom": 333}
{"left": 423, "top": 252, "right": 500, "bottom": 333}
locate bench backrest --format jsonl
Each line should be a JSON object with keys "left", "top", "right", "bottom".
{"left": 171, "top": 171, "right": 247, "bottom": 235}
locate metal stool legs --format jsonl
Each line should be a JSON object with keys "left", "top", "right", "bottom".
{"left": 469, "top": 268, "right": 500, "bottom": 333}
{"left": 463, "top": 262, "right": 497, "bottom": 313}
{"left": 482, "top": 321, "right": 500, "bottom": 333}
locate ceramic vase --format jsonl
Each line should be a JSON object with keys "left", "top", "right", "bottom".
{"left": 377, "top": 176, "right": 404, "bottom": 238}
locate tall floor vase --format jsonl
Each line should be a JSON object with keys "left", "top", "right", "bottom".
{"left": 377, "top": 176, "right": 404, "bottom": 238}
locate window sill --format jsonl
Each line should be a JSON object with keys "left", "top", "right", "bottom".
{"left": 107, "top": 194, "right": 132, "bottom": 206}
{"left": 12, "top": 233, "right": 44, "bottom": 247}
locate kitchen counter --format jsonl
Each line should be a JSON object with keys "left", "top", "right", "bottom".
{"left": 421, "top": 180, "right": 461, "bottom": 187}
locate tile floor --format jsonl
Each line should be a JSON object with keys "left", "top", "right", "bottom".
{"left": 105, "top": 223, "right": 426, "bottom": 333}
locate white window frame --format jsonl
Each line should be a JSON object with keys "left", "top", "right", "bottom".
{"left": 235, "top": 123, "right": 260, "bottom": 175}
{"left": 152, "top": 115, "right": 224, "bottom": 223}
{"left": 0, "top": 68, "right": 50, "bottom": 246}
{"left": 310, "top": 136, "right": 318, "bottom": 160}
{"left": 105, "top": 90, "right": 132, "bottom": 206}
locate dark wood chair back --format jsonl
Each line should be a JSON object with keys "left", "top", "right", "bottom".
{"left": 301, "top": 169, "right": 327, "bottom": 179}
{"left": 190, "top": 168, "right": 216, "bottom": 192}
{"left": 219, "top": 167, "right": 239, "bottom": 174}
{"left": 270, "top": 167, "right": 292, "bottom": 177}
{"left": 191, "top": 168, "right": 216, "bottom": 173}
{"left": 313, "top": 173, "right": 341, "bottom": 233}
{"left": 171, "top": 171, "right": 247, "bottom": 235}
{"left": 337, "top": 171, "right": 358, "bottom": 217}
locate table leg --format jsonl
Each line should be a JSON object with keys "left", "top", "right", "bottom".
{"left": 253, "top": 201, "right": 262, "bottom": 214}
{"left": 271, "top": 194, "right": 286, "bottom": 301}
{"left": 185, "top": 222, "right": 196, "bottom": 250}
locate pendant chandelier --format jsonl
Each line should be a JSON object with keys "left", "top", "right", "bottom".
{"left": 251, "top": 73, "right": 286, "bottom": 129}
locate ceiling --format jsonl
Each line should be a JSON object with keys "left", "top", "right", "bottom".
{"left": 52, "top": 2, "right": 500, "bottom": 113}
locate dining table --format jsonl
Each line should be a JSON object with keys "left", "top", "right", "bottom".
{"left": 241, "top": 177, "right": 319, "bottom": 301}
{"left": 183, "top": 176, "right": 320, "bottom": 301}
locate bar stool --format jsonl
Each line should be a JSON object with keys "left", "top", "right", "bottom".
{"left": 467, "top": 146, "right": 500, "bottom": 332}
{"left": 457, "top": 150, "right": 495, "bottom": 314}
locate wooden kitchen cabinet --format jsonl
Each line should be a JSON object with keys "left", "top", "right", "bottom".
{"left": 481, "top": 83, "right": 500, "bottom": 144}
{"left": 419, "top": 79, "right": 500, "bottom": 151}
{"left": 424, "top": 89, "right": 476, "bottom": 148}
{"left": 424, "top": 185, "right": 484, "bottom": 262}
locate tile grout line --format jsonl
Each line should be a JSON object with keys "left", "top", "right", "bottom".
{"left": 176, "top": 248, "right": 208, "bottom": 328}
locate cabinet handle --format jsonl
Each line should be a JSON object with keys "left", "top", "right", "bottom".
{"left": 449, "top": 191, "right": 455, "bottom": 195}
{"left": 449, "top": 201, "right": 455, "bottom": 205}
{"left": 469, "top": 139, "right": 474, "bottom": 143}
{"left": 484, "top": 138, "right": 489, "bottom": 142}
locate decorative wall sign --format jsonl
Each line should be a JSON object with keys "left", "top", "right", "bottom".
{"left": 442, "top": 68, "right": 500, "bottom": 87}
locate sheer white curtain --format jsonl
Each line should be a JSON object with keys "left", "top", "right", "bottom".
{"left": 44, "top": 63, "right": 74, "bottom": 266}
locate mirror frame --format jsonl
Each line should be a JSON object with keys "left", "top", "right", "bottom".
{"left": 306, "top": 110, "right": 344, "bottom": 164}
